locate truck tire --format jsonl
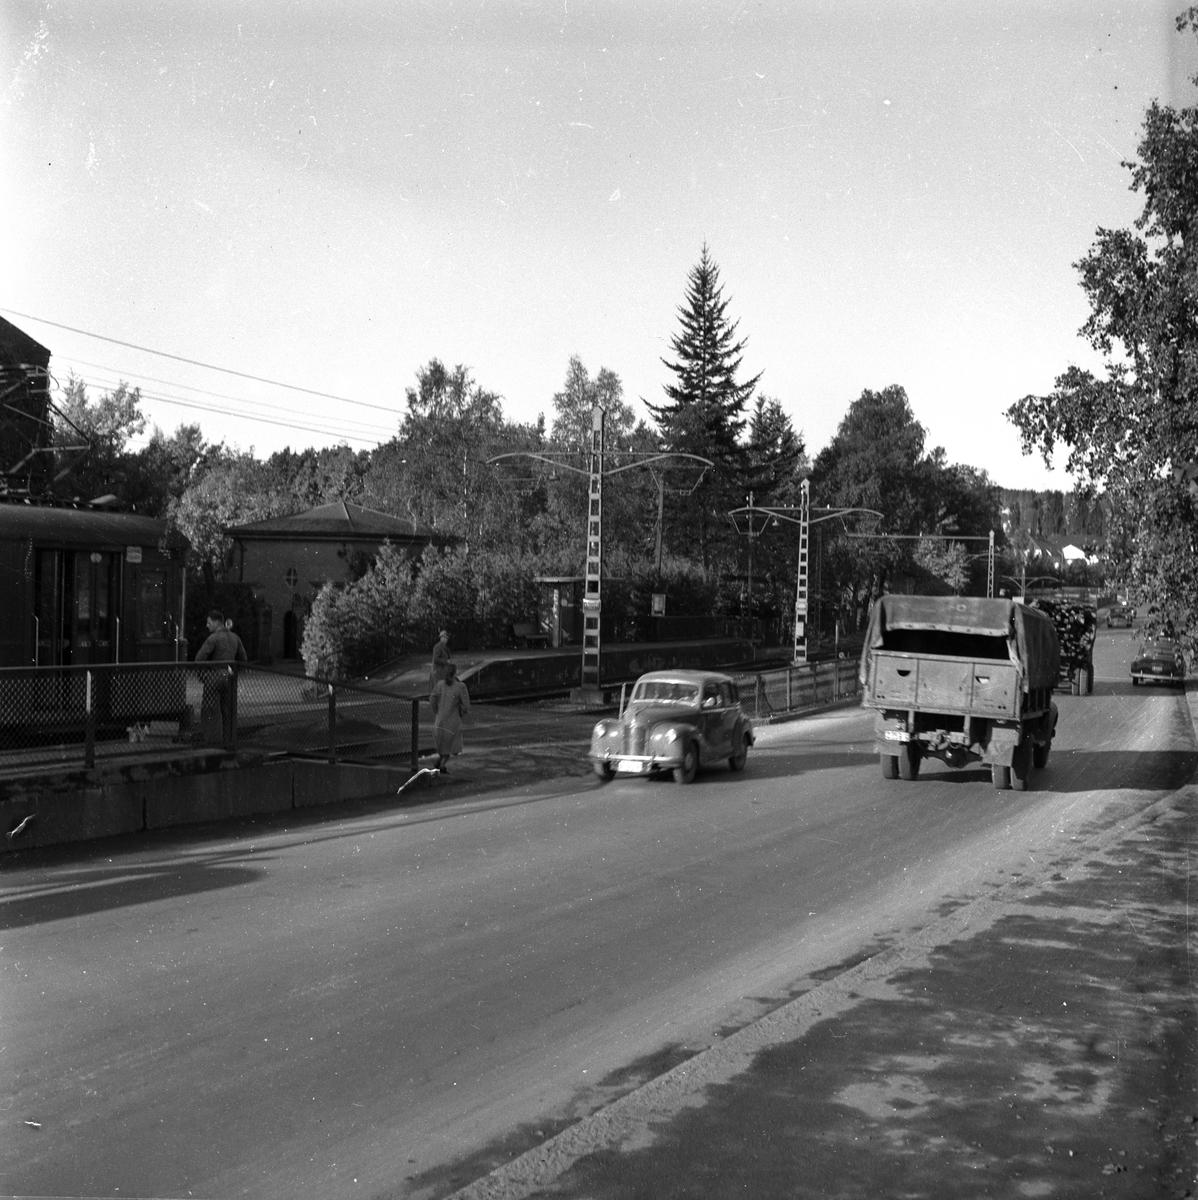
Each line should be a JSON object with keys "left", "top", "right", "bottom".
{"left": 1084, "top": 664, "right": 1094, "bottom": 695}
{"left": 1011, "top": 740, "right": 1032, "bottom": 791}
{"left": 1033, "top": 740, "right": 1050, "bottom": 769}
{"left": 991, "top": 763, "right": 1011, "bottom": 790}
{"left": 881, "top": 754, "right": 899, "bottom": 780}
{"left": 898, "top": 742, "right": 921, "bottom": 781}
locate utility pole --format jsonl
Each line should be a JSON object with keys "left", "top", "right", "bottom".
{"left": 581, "top": 406, "right": 604, "bottom": 691}
{"left": 489, "top": 410, "right": 710, "bottom": 701}
{"left": 729, "top": 482, "right": 883, "bottom": 667}
{"left": 794, "top": 478, "right": 810, "bottom": 664}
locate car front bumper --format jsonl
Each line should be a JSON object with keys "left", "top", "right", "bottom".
{"left": 590, "top": 750, "right": 683, "bottom": 774}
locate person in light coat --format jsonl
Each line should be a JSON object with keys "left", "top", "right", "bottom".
{"left": 429, "top": 629, "right": 452, "bottom": 693}
{"left": 430, "top": 660, "right": 470, "bottom": 772}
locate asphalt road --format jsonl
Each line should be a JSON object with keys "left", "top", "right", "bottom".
{"left": 2, "top": 622, "right": 1190, "bottom": 1199}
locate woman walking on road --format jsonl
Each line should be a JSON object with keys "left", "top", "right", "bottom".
{"left": 430, "top": 660, "right": 470, "bottom": 772}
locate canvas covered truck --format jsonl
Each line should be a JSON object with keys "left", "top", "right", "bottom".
{"left": 859, "top": 595, "right": 1060, "bottom": 791}
{"left": 1025, "top": 596, "right": 1097, "bottom": 695}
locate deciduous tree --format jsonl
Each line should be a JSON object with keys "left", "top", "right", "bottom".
{"left": 1007, "top": 9, "right": 1198, "bottom": 640}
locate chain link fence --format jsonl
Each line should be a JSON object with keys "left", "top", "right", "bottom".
{"left": 0, "top": 663, "right": 424, "bottom": 774}
{"left": 731, "top": 657, "right": 861, "bottom": 721}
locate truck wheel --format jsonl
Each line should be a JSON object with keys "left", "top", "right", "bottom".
{"left": 593, "top": 760, "right": 615, "bottom": 781}
{"left": 1011, "top": 741, "right": 1032, "bottom": 792}
{"left": 898, "top": 742, "right": 921, "bottom": 781}
{"left": 673, "top": 742, "right": 698, "bottom": 785}
{"left": 991, "top": 763, "right": 1011, "bottom": 790}
{"left": 1084, "top": 664, "right": 1094, "bottom": 695}
{"left": 881, "top": 754, "right": 899, "bottom": 780}
{"left": 1033, "top": 741, "right": 1050, "bottom": 770}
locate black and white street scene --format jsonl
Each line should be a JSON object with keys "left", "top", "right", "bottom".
{"left": 3, "top": 4, "right": 1198, "bottom": 1198}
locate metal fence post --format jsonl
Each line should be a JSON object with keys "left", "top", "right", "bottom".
{"left": 227, "top": 665, "right": 238, "bottom": 751}
{"left": 786, "top": 667, "right": 793, "bottom": 712}
{"left": 755, "top": 674, "right": 763, "bottom": 718}
{"left": 409, "top": 697, "right": 419, "bottom": 775}
{"left": 328, "top": 683, "right": 337, "bottom": 765}
{"left": 84, "top": 669, "right": 95, "bottom": 768}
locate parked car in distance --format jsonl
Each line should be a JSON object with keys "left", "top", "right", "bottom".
{"left": 1130, "top": 638, "right": 1186, "bottom": 687}
{"left": 1107, "top": 605, "right": 1134, "bottom": 628}
{"left": 590, "top": 669, "right": 755, "bottom": 784}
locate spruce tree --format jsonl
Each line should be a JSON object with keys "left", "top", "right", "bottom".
{"left": 650, "top": 244, "right": 761, "bottom": 570}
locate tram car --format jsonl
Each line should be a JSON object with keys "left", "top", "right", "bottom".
{"left": 0, "top": 505, "right": 191, "bottom": 746}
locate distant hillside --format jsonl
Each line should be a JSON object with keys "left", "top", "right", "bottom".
{"left": 1000, "top": 489, "right": 1108, "bottom": 543}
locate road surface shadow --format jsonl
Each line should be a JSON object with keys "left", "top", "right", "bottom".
{"left": 895, "top": 748, "right": 1197, "bottom": 795}
{"left": 1093, "top": 680, "right": 1188, "bottom": 698}
{"left": 0, "top": 852, "right": 266, "bottom": 928}
{"left": 523, "top": 792, "right": 1198, "bottom": 1200}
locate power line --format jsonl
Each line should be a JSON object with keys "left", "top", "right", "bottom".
{"left": 0, "top": 306, "right": 399, "bottom": 415}
{"left": 52, "top": 368, "right": 385, "bottom": 447}
{"left": 59, "top": 363, "right": 393, "bottom": 442}
{"left": 57, "top": 353, "right": 399, "bottom": 435}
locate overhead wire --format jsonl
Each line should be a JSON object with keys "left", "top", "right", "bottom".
{"left": 55, "top": 353, "right": 400, "bottom": 439}
{"left": 52, "top": 366, "right": 389, "bottom": 447}
{"left": 0, "top": 306, "right": 399, "bottom": 415}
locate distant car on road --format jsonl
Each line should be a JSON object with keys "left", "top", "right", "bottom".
{"left": 590, "top": 670, "right": 755, "bottom": 784}
{"left": 1107, "top": 605, "right": 1134, "bottom": 628}
{"left": 1130, "top": 638, "right": 1186, "bottom": 687}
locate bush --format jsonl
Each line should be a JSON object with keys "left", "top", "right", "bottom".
{"left": 301, "top": 541, "right": 416, "bottom": 678}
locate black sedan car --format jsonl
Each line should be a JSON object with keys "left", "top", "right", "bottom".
{"left": 1130, "top": 638, "right": 1186, "bottom": 687}
{"left": 590, "top": 670, "right": 755, "bottom": 784}
{"left": 1107, "top": 605, "right": 1134, "bottom": 628}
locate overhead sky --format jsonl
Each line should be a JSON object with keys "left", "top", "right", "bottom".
{"left": 3, "top": 1, "right": 1196, "bottom": 490}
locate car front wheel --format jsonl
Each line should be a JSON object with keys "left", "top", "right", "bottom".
{"left": 593, "top": 760, "right": 614, "bottom": 781}
{"left": 673, "top": 742, "right": 698, "bottom": 785}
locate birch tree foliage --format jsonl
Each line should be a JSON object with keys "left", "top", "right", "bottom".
{"left": 1007, "top": 8, "right": 1198, "bottom": 640}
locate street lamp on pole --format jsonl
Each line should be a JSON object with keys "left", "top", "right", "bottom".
{"left": 489, "top": 406, "right": 711, "bottom": 697}
{"left": 728, "top": 479, "right": 883, "bottom": 665}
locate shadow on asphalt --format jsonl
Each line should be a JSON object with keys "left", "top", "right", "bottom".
{"left": 0, "top": 852, "right": 266, "bottom": 929}
{"left": 1093, "top": 681, "right": 1188, "bottom": 698}
{"left": 513, "top": 792, "right": 1198, "bottom": 1200}
{"left": 731, "top": 747, "right": 1197, "bottom": 796}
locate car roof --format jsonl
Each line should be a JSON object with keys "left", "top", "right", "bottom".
{"left": 634, "top": 670, "right": 732, "bottom": 685}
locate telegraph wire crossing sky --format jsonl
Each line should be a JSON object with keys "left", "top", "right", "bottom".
{"left": 4, "top": 1, "right": 1197, "bottom": 485}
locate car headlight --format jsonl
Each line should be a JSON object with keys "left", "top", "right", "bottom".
{"left": 655, "top": 727, "right": 678, "bottom": 744}
{"left": 594, "top": 721, "right": 608, "bottom": 738}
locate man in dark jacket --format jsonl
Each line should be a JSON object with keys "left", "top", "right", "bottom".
{"left": 195, "top": 610, "right": 247, "bottom": 743}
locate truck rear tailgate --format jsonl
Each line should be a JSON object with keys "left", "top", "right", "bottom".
{"left": 870, "top": 652, "right": 1017, "bottom": 716}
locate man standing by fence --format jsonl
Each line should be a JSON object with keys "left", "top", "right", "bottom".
{"left": 195, "top": 609, "right": 248, "bottom": 744}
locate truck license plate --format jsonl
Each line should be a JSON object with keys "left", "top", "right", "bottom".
{"left": 883, "top": 731, "right": 910, "bottom": 742}
{"left": 617, "top": 759, "right": 645, "bottom": 773}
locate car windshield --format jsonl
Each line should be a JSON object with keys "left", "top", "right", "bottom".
{"left": 1142, "top": 641, "right": 1176, "bottom": 655}
{"left": 633, "top": 680, "right": 700, "bottom": 705}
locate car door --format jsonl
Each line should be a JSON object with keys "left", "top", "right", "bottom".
{"left": 719, "top": 681, "right": 744, "bottom": 753}
{"left": 698, "top": 681, "right": 726, "bottom": 762}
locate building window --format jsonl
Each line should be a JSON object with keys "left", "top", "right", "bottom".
{"left": 284, "top": 566, "right": 299, "bottom": 589}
